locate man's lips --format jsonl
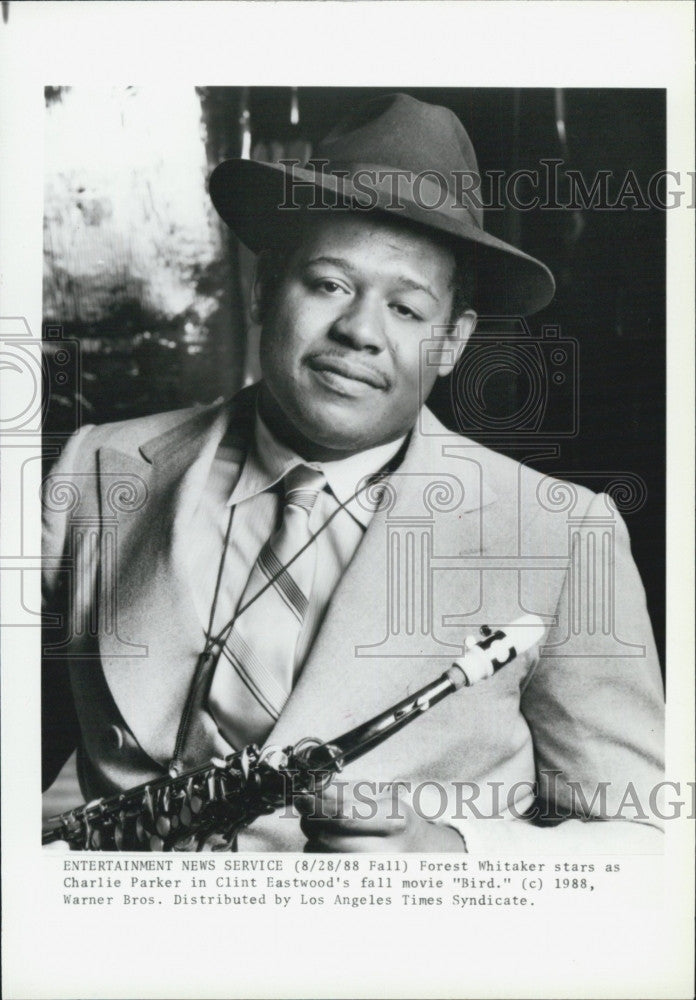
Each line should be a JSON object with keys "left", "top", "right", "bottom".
{"left": 307, "top": 355, "right": 389, "bottom": 390}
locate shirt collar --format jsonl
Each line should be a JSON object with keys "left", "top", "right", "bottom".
{"left": 319, "top": 435, "right": 407, "bottom": 527}
{"left": 226, "top": 410, "right": 407, "bottom": 528}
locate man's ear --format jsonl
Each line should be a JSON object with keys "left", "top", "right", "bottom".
{"left": 434, "top": 309, "right": 477, "bottom": 377}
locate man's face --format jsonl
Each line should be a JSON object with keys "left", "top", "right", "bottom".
{"left": 256, "top": 213, "right": 475, "bottom": 460}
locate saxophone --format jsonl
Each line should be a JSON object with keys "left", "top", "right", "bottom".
{"left": 42, "top": 615, "right": 544, "bottom": 851}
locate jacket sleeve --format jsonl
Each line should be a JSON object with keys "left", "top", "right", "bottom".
{"left": 460, "top": 491, "right": 665, "bottom": 852}
{"left": 41, "top": 425, "right": 96, "bottom": 791}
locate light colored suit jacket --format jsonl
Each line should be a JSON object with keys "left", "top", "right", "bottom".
{"left": 42, "top": 389, "right": 664, "bottom": 851}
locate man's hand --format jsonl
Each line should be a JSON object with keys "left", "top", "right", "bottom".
{"left": 296, "top": 780, "right": 465, "bottom": 853}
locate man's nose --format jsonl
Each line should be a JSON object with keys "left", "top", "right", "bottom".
{"left": 329, "top": 295, "right": 386, "bottom": 353}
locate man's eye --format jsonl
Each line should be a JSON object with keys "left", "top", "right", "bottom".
{"left": 314, "top": 279, "right": 346, "bottom": 294}
{"left": 391, "top": 303, "right": 420, "bottom": 320}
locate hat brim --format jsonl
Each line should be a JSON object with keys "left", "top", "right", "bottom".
{"left": 209, "top": 159, "right": 555, "bottom": 316}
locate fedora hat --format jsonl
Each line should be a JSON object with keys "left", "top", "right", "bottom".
{"left": 209, "top": 92, "right": 555, "bottom": 316}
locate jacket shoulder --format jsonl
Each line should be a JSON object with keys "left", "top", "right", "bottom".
{"left": 421, "top": 407, "right": 598, "bottom": 521}
{"left": 480, "top": 443, "right": 597, "bottom": 519}
{"left": 68, "top": 401, "right": 223, "bottom": 460}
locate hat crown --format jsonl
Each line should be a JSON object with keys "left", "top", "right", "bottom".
{"left": 314, "top": 93, "right": 483, "bottom": 227}
{"left": 208, "top": 92, "right": 556, "bottom": 315}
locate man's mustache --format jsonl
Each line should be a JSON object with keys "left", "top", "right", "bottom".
{"left": 306, "top": 352, "right": 391, "bottom": 390}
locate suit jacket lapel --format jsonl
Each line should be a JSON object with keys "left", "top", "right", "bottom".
{"left": 97, "top": 396, "right": 254, "bottom": 766}
{"left": 264, "top": 407, "right": 497, "bottom": 777}
{"left": 96, "top": 392, "right": 494, "bottom": 774}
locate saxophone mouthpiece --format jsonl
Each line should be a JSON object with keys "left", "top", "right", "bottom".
{"left": 451, "top": 614, "right": 546, "bottom": 687}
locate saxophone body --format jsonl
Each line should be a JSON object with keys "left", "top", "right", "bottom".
{"left": 42, "top": 615, "right": 544, "bottom": 851}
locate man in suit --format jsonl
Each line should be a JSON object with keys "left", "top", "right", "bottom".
{"left": 42, "top": 94, "right": 664, "bottom": 852}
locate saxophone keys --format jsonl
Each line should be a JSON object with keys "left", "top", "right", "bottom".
{"left": 113, "top": 809, "right": 129, "bottom": 850}
{"left": 206, "top": 773, "right": 217, "bottom": 800}
{"left": 148, "top": 833, "right": 164, "bottom": 852}
{"left": 155, "top": 815, "right": 171, "bottom": 837}
{"left": 185, "top": 777, "right": 203, "bottom": 814}
{"left": 144, "top": 786, "right": 155, "bottom": 821}
{"left": 113, "top": 822, "right": 124, "bottom": 850}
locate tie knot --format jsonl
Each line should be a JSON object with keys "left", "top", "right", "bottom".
{"left": 282, "top": 465, "right": 326, "bottom": 514}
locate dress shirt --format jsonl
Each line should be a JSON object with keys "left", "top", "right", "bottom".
{"left": 184, "top": 410, "right": 406, "bottom": 744}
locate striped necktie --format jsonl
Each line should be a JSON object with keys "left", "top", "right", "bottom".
{"left": 208, "top": 464, "right": 326, "bottom": 748}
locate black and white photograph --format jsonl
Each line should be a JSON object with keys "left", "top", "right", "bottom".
{"left": 1, "top": 3, "right": 693, "bottom": 999}
{"left": 39, "top": 84, "right": 667, "bottom": 855}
